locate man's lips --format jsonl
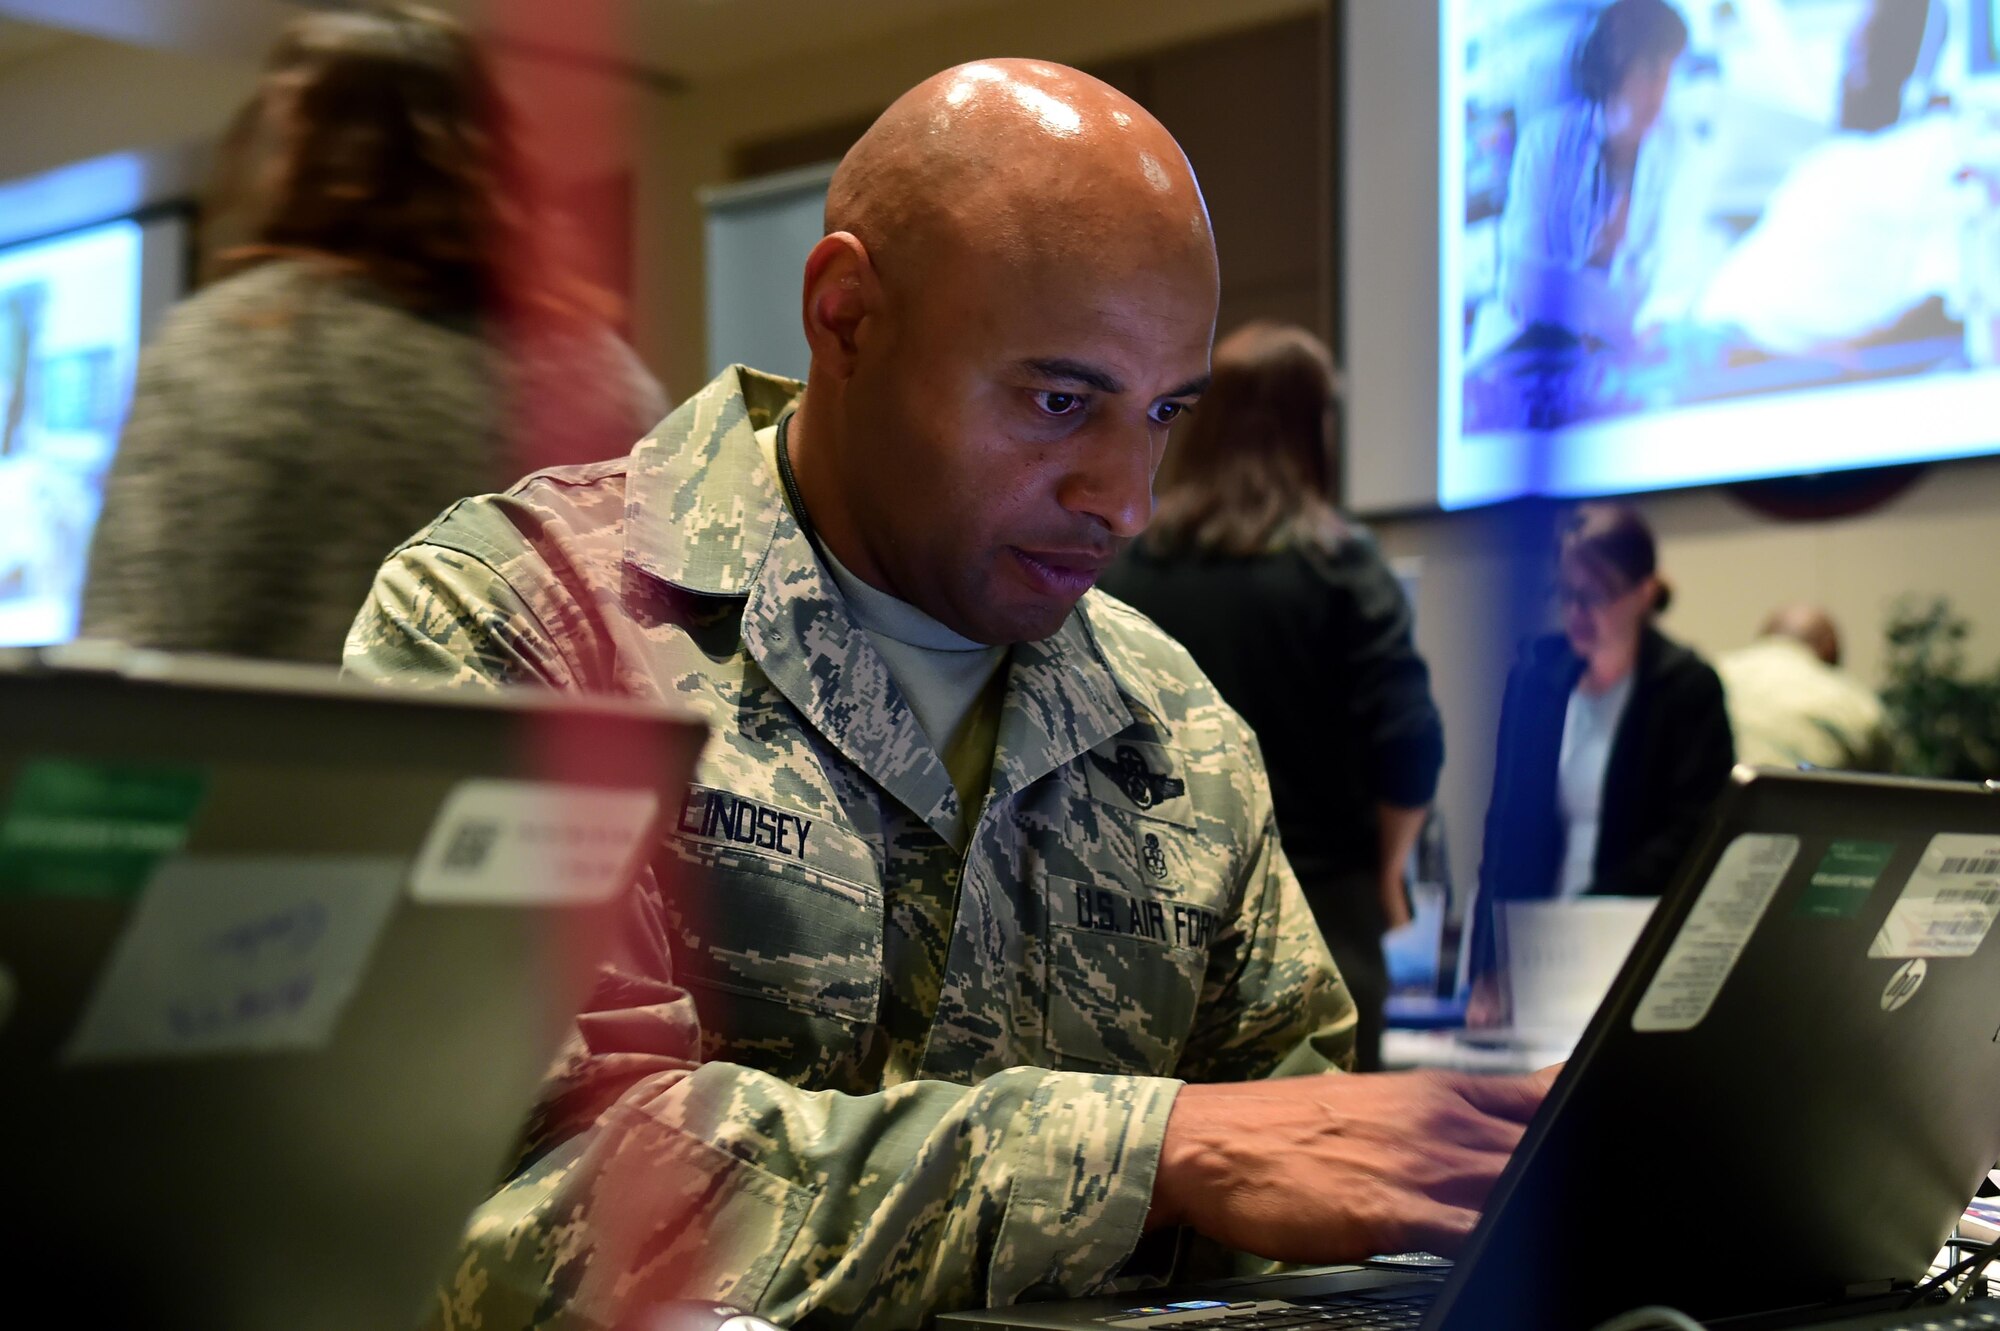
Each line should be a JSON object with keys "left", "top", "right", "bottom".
{"left": 1010, "top": 547, "right": 1111, "bottom": 598}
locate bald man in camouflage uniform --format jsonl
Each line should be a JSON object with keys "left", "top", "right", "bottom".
{"left": 350, "top": 361, "right": 1347, "bottom": 1327}
{"left": 349, "top": 59, "right": 1544, "bottom": 1331}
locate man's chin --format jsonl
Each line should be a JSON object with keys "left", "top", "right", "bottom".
{"left": 958, "top": 593, "right": 1083, "bottom": 648}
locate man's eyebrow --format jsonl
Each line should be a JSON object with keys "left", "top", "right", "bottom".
{"left": 1017, "top": 359, "right": 1211, "bottom": 400}
{"left": 1018, "top": 358, "right": 1125, "bottom": 393}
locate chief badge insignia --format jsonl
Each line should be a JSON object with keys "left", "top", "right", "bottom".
{"left": 1088, "top": 744, "right": 1186, "bottom": 810}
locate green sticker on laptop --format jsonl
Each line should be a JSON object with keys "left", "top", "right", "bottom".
{"left": 1796, "top": 839, "right": 1896, "bottom": 919}
{"left": 0, "top": 759, "right": 208, "bottom": 899}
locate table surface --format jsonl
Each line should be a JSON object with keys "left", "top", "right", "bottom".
{"left": 1380, "top": 1027, "right": 1573, "bottom": 1075}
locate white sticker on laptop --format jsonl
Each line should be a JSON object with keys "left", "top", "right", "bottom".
{"left": 1868, "top": 834, "right": 2000, "bottom": 959}
{"left": 64, "top": 855, "right": 403, "bottom": 1064}
{"left": 1634, "top": 833, "right": 1799, "bottom": 1033}
{"left": 411, "top": 780, "right": 658, "bottom": 906}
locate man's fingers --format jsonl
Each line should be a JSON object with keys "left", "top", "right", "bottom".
{"left": 1394, "top": 1200, "right": 1485, "bottom": 1257}
{"left": 1448, "top": 1067, "right": 1558, "bottom": 1124}
{"left": 1425, "top": 1146, "right": 1521, "bottom": 1208}
{"left": 1434, "top": 1110, "right": 1530, "bottom": 1156}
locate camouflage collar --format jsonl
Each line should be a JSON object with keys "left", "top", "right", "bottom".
{"left": 739, "top": 512, "right": 1137, "bottom": 848}
{"left": 989, "top": 606, "right": 1136, "bottom": 813}
{"left": 622, "top": 363, "right": 803, "bottom": 597}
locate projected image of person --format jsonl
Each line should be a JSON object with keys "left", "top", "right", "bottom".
{"left": 1481, "top": 0, "right": 1691, "bottom": 358}
{"left": 1839, "top": 0, "right": 1945, "bottom": 134}
{"left": 1694, "top": 0, "right": 1973, "bottom": 368}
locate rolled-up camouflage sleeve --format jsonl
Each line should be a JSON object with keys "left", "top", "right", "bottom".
{"left": 345, "top": 546, "right": 1183, "bottom": 1330}
{"left": 1177, "top": 733, "right": 1357, "bottom": 1084}
{"left": 437, "top": 945, "right": 1180, "bottom": 1331}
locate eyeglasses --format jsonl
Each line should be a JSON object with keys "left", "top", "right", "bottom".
{"left": 1555, "top": 581, "right": 1626, "bottom": 612}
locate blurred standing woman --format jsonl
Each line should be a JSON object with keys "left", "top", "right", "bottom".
{"left": 1100, "top": 324, "right": 1445, "bottom": 1071}
{"left": 1471, "top": 503, "right": 1733, "bottom": 1007}
{"left": 82, "top": 5, "right": 665, "bottom": 664}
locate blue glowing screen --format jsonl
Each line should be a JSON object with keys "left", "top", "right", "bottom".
{"left": 0, "top": 218, "right": 143, "bottom": 646}
{"left": 1441, "top": 0, "right": 2000, "bottom": 508}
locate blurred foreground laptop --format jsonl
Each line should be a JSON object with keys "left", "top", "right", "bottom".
{"left": 0, "top": 647, "right": 704, "bottom": 1331}
{"left": 946, "top": 767, "right": 2000, "bottom": 1331}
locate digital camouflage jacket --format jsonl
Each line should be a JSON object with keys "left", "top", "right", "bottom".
{"left": 343, "top": 365, "right": 1355, "bottom": 1331}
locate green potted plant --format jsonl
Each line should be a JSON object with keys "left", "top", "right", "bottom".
{"left": 1880, "top": 597, "right": 2000, "bottom": 781}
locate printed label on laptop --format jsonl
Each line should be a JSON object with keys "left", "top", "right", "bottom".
{"left": 1796, "top": 839, "right": 1896, "bottom": 920}
{"left": 411, "top": 780, "right": 658, "bottom": 906}
{"left": 0, "top": 759, "right": 208, "bottom": 899}
{"left": 1869, "top": 834, "right": 2000, "bottom": 959}
{"left": 1634, "top": 833, "right": 1799, "bottom": 1033}
{"left": 64, "top": 855, "right": 402, "bottom": 1063}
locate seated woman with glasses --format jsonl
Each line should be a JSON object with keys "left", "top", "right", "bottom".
{"left": 1467, "top": 501, "right": 1733, "bottom": 1023}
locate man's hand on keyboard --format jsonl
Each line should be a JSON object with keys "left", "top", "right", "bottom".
{"left": 1145, "top": 1066, "right": 1558, "bottom": 1262}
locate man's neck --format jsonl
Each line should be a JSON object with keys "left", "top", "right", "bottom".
{"left": 786, "top": 391, "right": 896, "bottom": 600}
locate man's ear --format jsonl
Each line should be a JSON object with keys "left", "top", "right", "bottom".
{"left": 801, "top": 231, "right": 879, "bottom": 380}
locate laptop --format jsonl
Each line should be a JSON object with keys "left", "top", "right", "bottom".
{"left": 0, "top": 647, "right": 705, "bottom": 1331}
{"left": 945, "top": 767, "right": 2000, "bottom": 1331}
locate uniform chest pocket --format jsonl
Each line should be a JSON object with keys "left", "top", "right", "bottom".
{"left": 1043, "top": 874, "right": 1208, "bottom": 1076}
{"left": 662, "top": 843, "right": 884, "bottom": 1086}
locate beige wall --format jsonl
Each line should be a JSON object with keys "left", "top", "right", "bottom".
{"left": 1647, "top": 463, "right": 2000, "bottom": 685}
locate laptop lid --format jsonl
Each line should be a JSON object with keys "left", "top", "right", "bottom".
{"left": 1428, "top": 766, "right": 2000, "bottom": 1331}
{"left": 0, "top": 649, "right": 705, "bottom": 1331}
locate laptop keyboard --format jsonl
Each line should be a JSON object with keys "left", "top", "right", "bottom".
{"left": 1288, "top": 1290, "right": 1433, "bottom": 1330}
{"left": 1140, "top": 1294, "right": 2000, "bottom": 1331}
{"left": 1152, "top": 1289, "right": 1434, "bottom": 1331}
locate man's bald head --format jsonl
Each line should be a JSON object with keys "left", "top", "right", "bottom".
{"left": 1762, "top": 603, "right": 1842, "bottom": 666}
{"left": 825, "top": 59, "right": 1216, "bottom": 295}
{"left": 789, "top": 60, "right": 1221, "bottom": 645}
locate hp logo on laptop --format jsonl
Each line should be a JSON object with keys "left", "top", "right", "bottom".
{"left": 1881, "top": 959, "right": 1927, "bottom": 1012}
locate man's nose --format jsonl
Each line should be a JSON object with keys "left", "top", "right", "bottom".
{"left": 1055, "top": 422, "right": 1155, "bottom": 541}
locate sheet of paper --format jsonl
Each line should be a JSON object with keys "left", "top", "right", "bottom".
{"left": 64, "top": 855, "right": 403, "bottom": 1064}
{"left": 410, "top": 779, "right": 657, "bottom": 906}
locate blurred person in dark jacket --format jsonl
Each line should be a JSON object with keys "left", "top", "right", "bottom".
{"left": 1469, "top": 501, "right": 1733, "bottom": 1020}
{"left": 82, "top": 4, "right": 664, "bottom": 664}
{"left": 1100, "top": 323, "right": 1444, "bottom": 1070}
